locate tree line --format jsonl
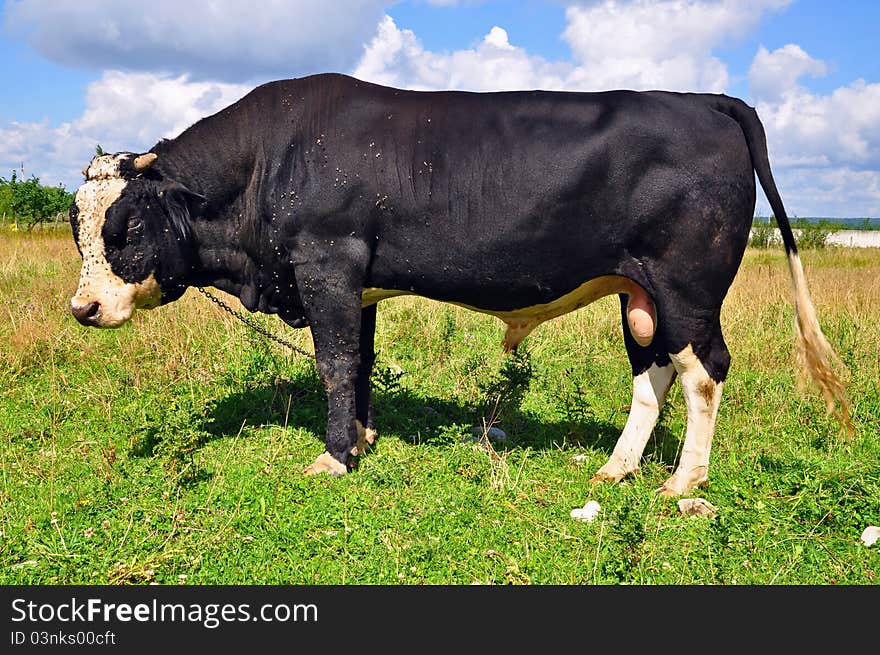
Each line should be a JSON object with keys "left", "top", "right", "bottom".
{"left": 0, "top": 170, "right": 74, "bottom": 231}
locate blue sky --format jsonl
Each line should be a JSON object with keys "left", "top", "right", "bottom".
{"left": 2, "top": 0, "right": 879, "bottom": 217}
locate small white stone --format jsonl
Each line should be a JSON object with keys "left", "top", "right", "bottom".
{"left": 570, "top": 454, "right": 589, "bottom": 463}
{"left": 860, "top": 526, "right": 880, "bottom": 547}
{"left": 570, "top": 500, "right": 601, "bottom": 522}
{"left": 11, "top": 560, "right": 38, "bottom": 570}
{"left": 468, "top": 426, "right": 507, "bottom": 442}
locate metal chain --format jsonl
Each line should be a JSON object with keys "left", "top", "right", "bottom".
{"left": 195, "top": 286, "right": 315, "bottom": 360}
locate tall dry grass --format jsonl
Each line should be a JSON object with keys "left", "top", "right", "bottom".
{"left": 723, "top": 249, "right": 879, "bottom": 391}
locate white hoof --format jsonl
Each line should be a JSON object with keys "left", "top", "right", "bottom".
{"left": 657, "top": 470, "right": 707, "bottom": 497}
{"left": 303, "top": 452, "right": 347, "bottom": 476}
{"left": 590, "top": 457, "right": 632, "bottom": 484}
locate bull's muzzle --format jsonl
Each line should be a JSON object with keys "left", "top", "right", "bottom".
{"left": 71, "top": 300, "right": 101, "bottom": 326}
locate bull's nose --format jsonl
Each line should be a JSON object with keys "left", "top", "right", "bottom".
{"left": 71, "top": 301, "right": 101, "bottom": 325}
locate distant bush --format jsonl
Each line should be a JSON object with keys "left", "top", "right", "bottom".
{"left": 793, "top": 217, "right": 836, "bottom": 249}
{"left": 749, "top": 217, "right": 777, "bottom": 248}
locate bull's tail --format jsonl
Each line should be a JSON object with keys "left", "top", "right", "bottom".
{"left": 709, "top": 96, "right": 852, "bottom": 433}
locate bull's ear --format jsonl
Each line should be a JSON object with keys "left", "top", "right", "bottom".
{"left": 158, "top": 182, "right": 206, "bottom": 241}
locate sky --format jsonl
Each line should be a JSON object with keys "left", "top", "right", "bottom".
{"left": 1, "top": 0, "right": 878, "bottom": 218}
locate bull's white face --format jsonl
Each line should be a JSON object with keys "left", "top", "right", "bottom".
{"left": 70, "top": 153, "right": 163, "bottom": 328}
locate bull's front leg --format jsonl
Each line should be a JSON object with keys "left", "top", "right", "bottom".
{"left": 296, "top": 260, "right": 365, "bottom": 477}
{"left": 352, "top": 304, "right": 378, "bottom": 457}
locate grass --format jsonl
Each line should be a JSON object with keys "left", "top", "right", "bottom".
{"left": 1, "top": 225, "right": 878, "bottom": 585}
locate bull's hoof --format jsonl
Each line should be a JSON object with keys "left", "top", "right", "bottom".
{"left": 657, "top": 473, "right": 707, "bottom": 497}
{"left": 590, "top": 458, "right": 632, "bottom": 484}
{"left": 657, "top": 483, "right": 683, "bottom": 498}
{"left": 350, "top": 421, "right": 378, "bottom": 456}
{"left": 303, "top": 452, "right": 348, "bottom": 477}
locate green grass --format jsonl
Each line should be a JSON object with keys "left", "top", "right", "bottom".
{"left": 1, "top": 225, "right": 878, "bottom": 584}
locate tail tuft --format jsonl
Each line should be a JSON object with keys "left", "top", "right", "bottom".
{"left": 787, "top": 252, "right": 853, "bottom": 434}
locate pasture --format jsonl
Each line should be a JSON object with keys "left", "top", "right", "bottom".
{"left": 1, "top": 226, "right": 877, "bottom": 584}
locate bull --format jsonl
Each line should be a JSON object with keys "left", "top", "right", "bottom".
{"left": 68, "top": 73, "right": 848, "bottom": 495}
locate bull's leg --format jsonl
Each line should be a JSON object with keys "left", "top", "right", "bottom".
{"left": 592, "top": 295, "right": 676, "bottom": 483}
{"left": 352, "top": 304, "right": 378, "bottom": 456}
{"left": 658, "top": 327, "right": 729, "bottom": 496}
{"left": 296, "top": 263, "right": 364, "bottom": 477}
{"left": 592, "top": 363, "right": 676, "bottom": 482}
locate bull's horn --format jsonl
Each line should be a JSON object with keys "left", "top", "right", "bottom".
{"left": 133, "top": 152, "right": 158, "bottom": 171}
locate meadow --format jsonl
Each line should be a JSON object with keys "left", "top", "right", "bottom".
{"left": 1, "top": 225, "right": 877, "bottom": 584}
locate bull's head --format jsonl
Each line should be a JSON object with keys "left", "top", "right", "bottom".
{"left": 70, "top": 152, "right": 204, "bottom": 327}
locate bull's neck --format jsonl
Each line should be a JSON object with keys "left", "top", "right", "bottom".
{"left": 151, "top": 109, "right": 257, "bottom": 216}
{"left": 151, "top": 112, "right": 267, "bottom": 296}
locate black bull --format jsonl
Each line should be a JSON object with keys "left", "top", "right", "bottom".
{"left": 68, "top": 74, "right": 848, "bottom": 496}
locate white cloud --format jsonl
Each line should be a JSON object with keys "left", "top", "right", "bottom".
{"left": 3, "top": 0, "right": 794, "bottom": 95}
{"left": 756, "top": 79, "right": 880, "bottom": 216}
{"left": 0, "top": 71, "right": 250, "bottom": 189}
{"left": 561, "top": 0, "right": 792, "bottom": 92}
{"left": 564, "top": 0, "right": 791, "bottom": 63}
{"left": 353, "top": 16, "right": 569, "bottom": 91}
{"left": 749, "top": 47, "right": 880, "bottom": 170}
{"left": 749, "top": 43, "right": 828, "bottom": 102}
{"left": 769, "top": 167, "right": 880, "bottom": 219}
{"left": 4, "top": 0, "right": 391, "bottom": 82}
{"left": 75, "top": 71, "right": 250, "bottom": 147}
{"left": 746, "top": 44, "right": 880, "bottom": 217}
{"left": 354, "top": 1, "right": 791, "bottom": 94}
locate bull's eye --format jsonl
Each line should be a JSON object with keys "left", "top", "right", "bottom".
{"left": 127, "top": 216, "right": 143, "bottom": 232}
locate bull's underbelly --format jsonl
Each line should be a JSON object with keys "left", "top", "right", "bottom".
{"left": 361, "top": 274, "right": 655, "bottom": 351}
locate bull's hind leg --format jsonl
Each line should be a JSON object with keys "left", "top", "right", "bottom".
{"left": 592, "top": 295, "right": 675, "bottom": 483}
{"left": 658, "top": 326, "right": 729, "bottom": 497}
{"left": 591, "top": 363, "right": 676, "bottom": 482}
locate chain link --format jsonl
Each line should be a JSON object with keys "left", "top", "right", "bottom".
{"left": 195, "top": 286, "right": 315, "bottom": 360}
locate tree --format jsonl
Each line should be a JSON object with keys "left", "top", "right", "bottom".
{"left": 0, "top": 171, "right": 75, "bottom": 230}
{"left": 0, "top": 179, "right": 13, "bottom": 226}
